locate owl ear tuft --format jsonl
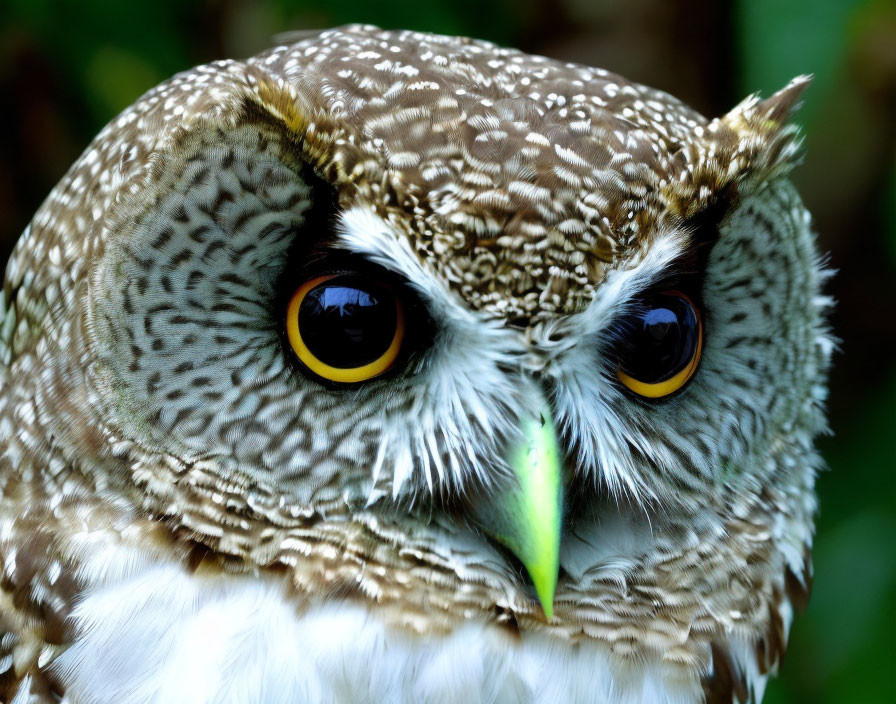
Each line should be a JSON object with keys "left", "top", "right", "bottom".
{"left": 705, "top": 75, "right": 812, "bottom": 191}
{"left": 720, "top": 75, "right": 812, "bottom": 136}
{"left": 663, "top": 76, "right": 812, "bottom": 220}
{"left": 757, "top": 74, "right": 812, "bottom": 124}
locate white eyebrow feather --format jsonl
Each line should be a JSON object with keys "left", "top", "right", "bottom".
{"left": 574, "top": 227, "right": 690, "bottom": 340}
{"left": 335, "top": 206, "right": 525, "bottom": 499}
{"left": 335, "top": 206, "right": 467, "bottom": 323}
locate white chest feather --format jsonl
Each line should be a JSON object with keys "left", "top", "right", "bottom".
{"left": 48, "top": 548, "right": 754, "bottom": 704}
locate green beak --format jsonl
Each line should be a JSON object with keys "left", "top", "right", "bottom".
{"left": 473, "top": 398, "right": 564, "bottom": 619}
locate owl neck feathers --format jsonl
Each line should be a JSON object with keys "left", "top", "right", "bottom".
{"left": 0, "top": 449, "right": 814, "bottom": 702}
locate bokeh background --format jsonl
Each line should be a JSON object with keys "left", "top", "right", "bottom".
{"left": 1, "top": 1, "right": 893, "bottom": 701}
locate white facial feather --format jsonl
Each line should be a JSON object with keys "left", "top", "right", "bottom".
{"left": 338, "top": 207, "right": 529, "bottom": 499}
{"left": 548, "top": 227, "right": 690, "bottom": 502}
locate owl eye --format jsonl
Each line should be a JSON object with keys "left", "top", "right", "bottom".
{"left": 286, "top": 274, "right": 405, "bottom": 384}
{"left": 615, "top": 290, "right": 702, "bottom": 399}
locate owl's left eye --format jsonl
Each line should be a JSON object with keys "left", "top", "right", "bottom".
{"left": 614, "top": 290, "right": 703, "bottom": 399}
{"left": 286, "top": 274, "right": 405, "bottom": 384}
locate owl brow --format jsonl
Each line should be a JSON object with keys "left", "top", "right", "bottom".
{"left": 333, "top": 207, "right": 462, "bottom": 313}
{"left": 680, "top": 185, "right": 736, "bottom": 276}
{"left": 587, "top": 215, "right": 713, "bottom": 338}
{"left": 640, "top": 194, "right": 734, "bottom": 302}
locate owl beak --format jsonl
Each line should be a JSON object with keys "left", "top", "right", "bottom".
{"left": 472, "top": 401, "right": 564, "bottom": 620}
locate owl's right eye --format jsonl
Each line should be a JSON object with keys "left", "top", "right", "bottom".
{"left": 286, "top": 274, "right": 405, "bottom": 384}
{"left": 614, "top": 290, "right": 703, "bottom": 399}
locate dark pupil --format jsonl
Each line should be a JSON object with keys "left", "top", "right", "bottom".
{"left": 299, "top": 276, "right": 397, "bottom": 369}
{"left": 618, "top": 294, "right": 698, "bottom": 383}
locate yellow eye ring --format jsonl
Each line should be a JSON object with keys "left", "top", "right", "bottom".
{"left": 615, "top": 290, "right": 702, "bottom": 399}
{"left": 286, "top": 274, "right": 405, "bottom": 384}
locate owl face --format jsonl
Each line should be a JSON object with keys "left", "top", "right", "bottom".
{"left": 80, "top": 30, "right": 825, "bottom": 514}
{"left": 0, "top": 25, "right": 831, "bottom": 700}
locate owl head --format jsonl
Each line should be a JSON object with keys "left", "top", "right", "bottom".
{"left": 0, "top": 25, "right": 831, "bottom": 699}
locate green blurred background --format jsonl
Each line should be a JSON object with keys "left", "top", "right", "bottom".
{"left": 0, "top": 0, "right": 893, "bottom": 701}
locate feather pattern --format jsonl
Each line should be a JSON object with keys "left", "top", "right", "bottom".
{"left": 0, "top": 25, "right": 831, "bottom": 703}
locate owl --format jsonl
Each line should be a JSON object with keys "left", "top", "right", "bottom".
{"left": 0, "top": 24, "right": 831, "bottom": 704}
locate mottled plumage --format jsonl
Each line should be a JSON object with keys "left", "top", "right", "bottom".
{"left": 0, "top": 25, "right": 830, "bottom": 703}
